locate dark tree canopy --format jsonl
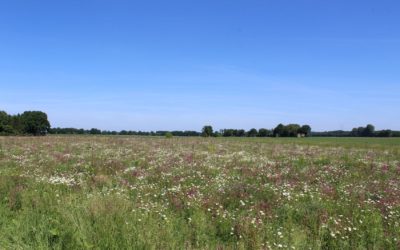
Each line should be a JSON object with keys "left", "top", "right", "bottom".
{"left": 201, "top": 125, "right": 213, "bottom": 137}
{"left": 0, "top": 110, "right": 50, "bottom": 136}
{"left": 273, "top": 124, "right": 285, "bottom": 137}
{"left": 350, "top": 124, "right": 376, "bottom": 137}
{"left": 236, "top": 129, "right": 245, "bottom": 137}
{"left": 0, "top": 110, "right": 398, "bottom": 138}
{"left": 299, "top": 125, "right": 312, "bottom": 136}
{"left": 20, "top": 111, "right": 51, "bottom": 136}
{"left": 363, "top": 124, "right": 375, "bottom": 137}
{"left": 247, "top": 128, "right": 258, "bottom": 137}
{"left": 376, "top": 130, "right": 392, "bottom": 137}
{"left": 90, "top": 128, "right": 102, "bottom": 135}
{"left": 0, "top": 111, "right": 14, "bottom": 135}
{"left": 273, "top": 124, "right": 311, "bottom": 137}
{"left": 258, "top": 128, "right": 271, "bottom": 137}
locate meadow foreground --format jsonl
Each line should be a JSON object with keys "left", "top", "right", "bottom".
{"left": 0, "top": 136, "right": 399, "bottom": 249}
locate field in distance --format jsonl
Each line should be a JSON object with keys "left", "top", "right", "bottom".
{"left": 0, "top": 136, "right": 399, "bottom": 249}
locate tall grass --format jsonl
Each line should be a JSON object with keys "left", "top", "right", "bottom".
{"left": 0, "top": 136, "right": 399, "bottom": 249}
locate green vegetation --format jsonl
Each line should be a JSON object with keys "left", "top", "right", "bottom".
{"left": 201, "top": 125, "right": 214, "bottom": 137}
{"left": 0, "top": 111, "right": 50, "bottom": 136}
{"left": 2, "top": 109, "right": 398, "bottom": 137}
{"left": 0, "top": 136, "right": 399, "bottom": 249}
{"left": 272, "top": 124, "right": 312, "bottom": 137}
{"left": 50, "top": 124, "right": 400, "bottom": 138}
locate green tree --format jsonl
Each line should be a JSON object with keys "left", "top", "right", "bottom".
{"left": 90, "top": 128, "right": 102, "bottom": 135}
{"left": 258, "top": 128, "right": 270, "bottom": 137}
{"left": 247, "top": 128, "right": 258, "bottom": 137}
{"left": 363, "top": 124, "right": 375, "bottom": 137}
{"left": 20, "top": 111, "right": 51, "bottom": 136}
{"left": 273, "top": 124, "right": 302, "bottom": 137}
{"left": 201, "top": 125, "right": 213, "bottom": 137}
{"left": 0, "top": 111, "right": 15, "bottom": 135}
{"left": 223, "top": 129, "right": 234, "bottom": 137}
{"left": 0, "top": 111, "right": 9, "bottom": 131}
{"left": 236, "top": 129, "right": 245, "bottom": 137}
{"left": 298, "top": 125, "right": 312, "bottom": 137}
{"left": 0, "top": 111, "right": 8, "bottom": 124}
{"left": 377, "top": 130, "right": 392, "bottom": 137}
{"left": 273, "top": 124, "right": 284, "bottom": 137}
{"left": 284, "top": 124, "right": 301, "bottom": 137}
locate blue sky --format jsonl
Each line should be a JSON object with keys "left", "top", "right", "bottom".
{"left": 1, "top": 0, "right": 399, "bottom": 131}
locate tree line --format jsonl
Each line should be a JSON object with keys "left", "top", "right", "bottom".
{"left": 0, "top": 111, "right": 50, "bottom": 136}
{"left": 199, "top": 124, "right": 312, "bottom": 137}
{"left": 48, "top": 124, "right": 400, "bottom": 138}
{"left": 1, "top": 110, "right": 399, "bottom": 137}
{"left": 312, "top": 124, "right": 399, "bottom": 137}
{"left": 49, "top": 127, "right": 201, "bottom": 137}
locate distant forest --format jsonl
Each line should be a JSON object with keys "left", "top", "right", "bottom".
{"left": 1, "top": 110, "right": 399, "bottom": 137}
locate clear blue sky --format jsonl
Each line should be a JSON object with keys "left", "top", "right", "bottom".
{"left": 1, "top": 0, "right": 399, "bottom": 131}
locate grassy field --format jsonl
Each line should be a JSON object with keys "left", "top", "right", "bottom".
{"left": 0, "top": 136, "right": 399, "bottom": 249}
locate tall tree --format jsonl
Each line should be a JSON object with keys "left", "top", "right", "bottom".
{"left": 363, "top": 124, "right": 375, "bottom": 137}
{"left": 223, "top": 129, "right": 234, "bottom": 137}
{"left": 299, "top": 125, "right": 312, "bottom": 137}
{"left": 201, "top": 125, "right": 213, "bottom": 137}
{"left": 284, "top": 124, "right": 301, "bottom": 137}
{"left": 247, "top": 128, "right": 258, "bottom": 137}
{"left": 20, "top": 111, "right": 51, "bottom": 136}
{"left": 90, "top": 128, "right": 102, "bottom": 135}
{"left": 236, "top": 129, "right": 245, "bottom": 137}
{"left": 0, "top": 111, "right": 14, "bottom": 135}
{"left": 258, "top": 128, "right": 270, "bottom": 137}
{"left": 273, "top": 124, "right": 285, "bottom": 137}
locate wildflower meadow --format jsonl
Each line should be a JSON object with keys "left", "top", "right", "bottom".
{"left": 0, "top": 136, "right": 399, "bottom": 249}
